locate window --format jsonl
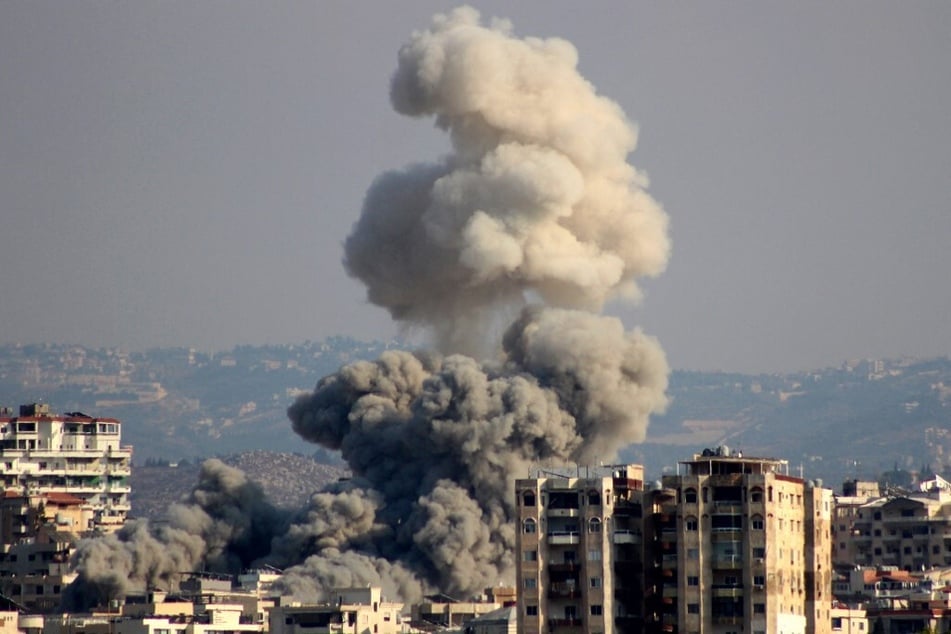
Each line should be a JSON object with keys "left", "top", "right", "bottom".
{"left": 751, "top": 516, "right": 764, "bottom": 530}
{"left": 590, "top": 605, "right": 603, "bottom": 616}
{"left": 590, "top": 577, "right": 602, "bottom": 588}
{"left": 523, "top": 492, "right": 536, "bottom": 507}
{"left": 751, "top": 488, "right": 763, "bottom": 503}
{"left": 754, "top": 575, "right": 765, "bottom": 587}
{"left": 753, "top": 547, "right": 765, "bottom": 558}
{"left": 754, "top": 603, "right": 765, "bottom": 614}
{"left": 588, "top": 549, "right": 602, "bottom": 561}
{"left": 523, "top": 550, "right": 537, "bottom": 562}
{"left": 687, "top": 576, "right": 699, "bottom": 586}
{"left": 524, "top": 577, "right": 536, "bottom": 589}
{"left": 589, "top": 518, "right": 602, "bottom": 533}
{"left": 523, "top": 518, "right": 536, "bottom": 534}
{"left": 686, "top": 517, "right": 698, "bottom": 531}
{"left": 588, "top": 491, "right": 601, "bottom": 505}
{"left": 687, "top": 603, "right": 699, "bottom": 614}
{"left": 687, "top": 548, "right": 699, "bottom": 560}
{"left": 684, "top": 488, "right": 698, "bottom": 504}
{"left": 526, "top": 606, "right": 538, "bottom": 616}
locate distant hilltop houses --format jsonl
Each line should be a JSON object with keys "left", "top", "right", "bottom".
{"left": 3, "top": 342, "right": 951, "bottom": 483}
{"left": 3, "top": 404, "right": 951, "bottom": 632}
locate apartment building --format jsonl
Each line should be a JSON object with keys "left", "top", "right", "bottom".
{"left": 834, "top": 485, "right": 951, "bottom": 571}
{"left": 831, "top": 480, "right": 881, "bottom": 565}
{"left": 0, "top": 403, "right": 132, "bottom": 533}
{"left": 515, "top": 464, "right": 647, "bottom": 634}
{"left": 658, "top": 448, "right": 833, "bottom": 634}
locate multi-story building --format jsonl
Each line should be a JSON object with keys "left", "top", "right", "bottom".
{"left": 270, "top": 587, "right": 404, "bottom": 634}
{"left": 658, "top": 447, "right": 832, "bottom": 634}
{"left": 0, "top": 527, "right": 77, "bottom": 611}
{"left": 0, "top": 403, "right": 132, "bottom": 532}
{"left": 410, "top": 587, "right": 515, "bottom": 629}
{"left": 515, "top": 464, "right": 647, "bottom": 634}
{"left": 832, "top": 480, "right": 881, "bottom": 565}
{"left": 835, "top": 485, "right": 951, "bottom": 570}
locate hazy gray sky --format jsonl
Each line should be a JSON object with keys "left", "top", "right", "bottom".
{"left": 2, "top": 2, "right": 949, "bottom": 374}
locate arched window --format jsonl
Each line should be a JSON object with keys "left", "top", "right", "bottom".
{"left": 523, "top": 518, "right": 537, "bottom": 534}
{"left": 523, "top": 492, "right": 536, "bottom": 507}
{"left": 684, "top": 488, "right": 698, "bottom": 504}
{"left": 750, "top": 487, "right": 764, "bottom": 503}
{"left": 589, "top": 518, "right": 602, "bottom": 533}
{"left": 751, "top": 514, "right": 765, "bottom": 531}
{"left": 685, "top": 516, "right": 699, "bottom": 531}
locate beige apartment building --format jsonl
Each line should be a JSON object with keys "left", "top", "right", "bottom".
{"left": 0, "top": 403, "right": 132, "bottom": 532}
{"left": 515, "top": 464, "right": 648, "bottom": 634}
{"left": 660, "top": 448, "right": 832, "bottom": 634}
{"left": 835, "top": 485, "right": 951, "bottom": 570}
{"left": 515, "top": 450, "right": 833, "bottom": 634}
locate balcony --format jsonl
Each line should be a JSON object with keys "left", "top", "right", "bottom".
{"left": 547, "top": 618, "right": 583, "bottom": 628}
{"left": 548, "top": 560, "right": 579, "bottom": 572}
{"left": 712, "top": 554, "right": 743, "bottom": 569}
{"left": 613, "top": 530, "right": 642, "bottom": 544}
{"left": 548, "top": 582, "right": 581, "bottom": 599}
{"left": 546, "top": 508, "right": 579, "bottom": 518}
{"left": 713, "top": 501, "right": 743, "bottom": 513}
{"left": 714, "top": 615, "right": 743, "bottom": 626}
{"left": 547, "top": 531, "right": 580, "bottom": 545}
{"left": 711, "top": 529, "right": 743, "bottom": 541}
{"left": 712, "top": 585, "right": 744, "bottom": 598}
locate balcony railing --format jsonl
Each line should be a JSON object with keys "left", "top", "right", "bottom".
{"left": 712, "top": 554, "right": 743, "bottom": 568}
{"left": 547, "top": 531, "right": 580, "bottom": 545}
{"left": 548, "top": 583, "right": 581, "bottom": 599}
{"left": 613, "top": 530, "right": 642, "bottom": 544}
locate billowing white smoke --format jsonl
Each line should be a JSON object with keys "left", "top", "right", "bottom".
{"left": 347, "top": 6, "right": 669, "bottom": 355}
{"left": 68, "top": 6, "right": 670, "bottom": 609}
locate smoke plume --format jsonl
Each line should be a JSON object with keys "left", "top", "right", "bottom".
{"left": 67, "top": 6, "right": 670, "bottom": 609}
{"left": 346, "top": 6, "right": 668, "bottom": 355}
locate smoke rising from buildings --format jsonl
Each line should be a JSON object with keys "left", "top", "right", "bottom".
{"left": 67, "top": 6, "right": 670, "bottom": 608}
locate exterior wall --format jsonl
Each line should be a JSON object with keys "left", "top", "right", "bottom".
{"left": 805, "top": 486, "right": 834, "bottom": 634}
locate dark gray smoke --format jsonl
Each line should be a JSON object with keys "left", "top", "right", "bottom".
{"left": 67, "top": 6, "right": 670, "bottom": 608}
{"left": 65, "top": 459, "right": 290, "bottom": 608}
{"left": 275, "top": 306, "right": 667, "bottom": 602}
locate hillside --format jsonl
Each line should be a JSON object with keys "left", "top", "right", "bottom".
{"left": 130, "top": 451, "right": 349, "bottom": 520}
{"left": 2, "top": 341, "right": 950, "bottom": 488}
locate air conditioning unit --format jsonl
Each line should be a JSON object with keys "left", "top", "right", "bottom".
{"left": 753, "top": 584, "right": 764, "bottom": 590}
{"left": 755, "top": 557, "right": 765, "bottom": 564}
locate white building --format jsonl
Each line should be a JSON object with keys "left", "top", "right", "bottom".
{"left": 0, "top": 403, "right": 132, "bottom": 532}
